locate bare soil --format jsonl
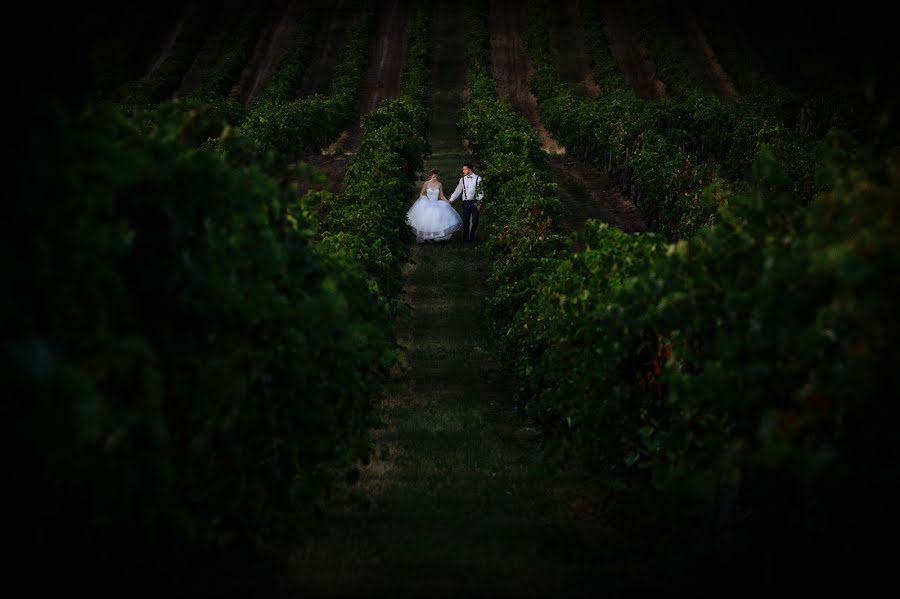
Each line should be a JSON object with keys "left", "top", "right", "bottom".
{"left": 143, "top": 7, "right": 190, "bottom": 79}
{"left": 489, "top": 0, "right": 565, "bottom": 154}
{"left": 172, "top": 11, "right": 232, "bottom": 98}
{"left": 546, "top": 0, "right": 601, "bottom": 98}
{"left": 602, "top": 2, "right": 666, "bottom": 100}
{"left": 551, "top": 159, "right": 648, "bottom": 237}
{"left": 230, "top": 0, "right": 302, "bottom": 107}
{"left": 296, "top": 0, "right": 351, "bottom": 97}
{"left": 681, "top": 10, "right": 738, "bottom": 100}
{"left": 340, "top": 0, "right": 411, "bottom": 150}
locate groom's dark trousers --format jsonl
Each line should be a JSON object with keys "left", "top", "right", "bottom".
{"left": 462, "top": 199, "right": 479, "bottom": 241}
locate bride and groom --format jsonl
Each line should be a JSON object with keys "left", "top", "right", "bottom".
{"left": 406, "top": 163, "right": 484, "bottom": 243}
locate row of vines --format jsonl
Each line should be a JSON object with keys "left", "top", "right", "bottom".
{"left": 9, "top": 0, "right": 430, "bottom": 590}
{"left": 526, "top": 0, "right": 846, "bottom": 240}
{"left": 465, "top": 0, "right": 899, "bottom": 577}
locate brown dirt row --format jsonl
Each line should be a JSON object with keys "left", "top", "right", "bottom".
{"left": 230, "top": 0, "right": 302, "bottom": 107}
{"left": 172, "top": 10, "right": 232, "bottom": 98}
{"left": 142, "top": 6, "right": 191, "bottom": 80}
{"left": 551, "top": 161, "right": 648, "bottom": 235}
{"left": 546, "top": 0, "right": 601, "bottom": 98}
{"left": 339, "top": 0, "right": 411, "bottom": 151}
{"left": 681, "top": 10, "right": 738, "bottom": 101}
{"left": 296, "top": 0, "right": 351, "bottom": 97}
{"left": 602, "top": 1, "right": 666, "bottom": 100}
{"left": 489, "top": 0, "right": 564, "bottom": 155}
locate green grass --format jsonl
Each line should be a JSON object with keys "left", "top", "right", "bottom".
{"left": 285, "top": 227, "right": 619, "bottom": 596}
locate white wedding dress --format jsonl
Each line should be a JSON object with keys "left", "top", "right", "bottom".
{"left": 406, "top": 186, "right": 462, "bottom": 241}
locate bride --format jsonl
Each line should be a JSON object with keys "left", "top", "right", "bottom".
{"left": 406, "top": 169, "right": 462, "bottom": 242}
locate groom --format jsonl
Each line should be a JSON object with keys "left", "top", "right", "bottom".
{"left": 448, "top": 163, "right": 484, "bottom": 242}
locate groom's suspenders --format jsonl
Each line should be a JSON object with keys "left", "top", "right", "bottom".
{"left": 461, "top": 176, "right": 481, "bottom": 201}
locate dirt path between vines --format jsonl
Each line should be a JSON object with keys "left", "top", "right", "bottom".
{"left": 172, "top": 10, "right": 233, "bottom": 98}
{"left": 143, "top": 6, "right": 190, "bottom": 79}
{"left": 300, "top": 0, "right": 410, "bottom": 194}
{"left": 602, "top": 1, "right": 666, "bottom": 100}
{"left": 546, "top": 0, "right": 600, "bottom": 98}
{"left": 230, "top": 0, "right": 301, "bottom": 107}
{"left": 337, "top": 0, "right": 410, "bottom": 151}
{"left": 296, "top": 0, "right": 351, "bottom": 97}
{"left": 550, "top": 160, "right": 648, "bottom": 235}
{"left": 681, "top": 10, "right": 738, "bottom": 100}
{"left": 489, "top": 0, "right": 645, "bottom": 236}
{"left": 489, "top": 0, "right": 564, "bottom": 155}
{"left": 283, "top": 4, "right": 616, "bottom": 593}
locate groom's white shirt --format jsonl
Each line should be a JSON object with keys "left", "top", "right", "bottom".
{"left": 449, "top": 173, "right": 483, "bottom": 203}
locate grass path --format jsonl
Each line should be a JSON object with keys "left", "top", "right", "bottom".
{"left": 282, "top": 1, "right": 619, "bottom": 594}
